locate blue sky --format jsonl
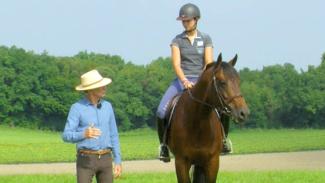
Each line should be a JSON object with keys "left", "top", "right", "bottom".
{"left": 0, "top": 0, "right": 324, "bottom": 70}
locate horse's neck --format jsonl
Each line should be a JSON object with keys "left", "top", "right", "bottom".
{"left": 186, "top": 81, "right": 214, "bottom": 120}
{"left": 191, "top": 80, "right": 210, "bottom": 106}
{"left": 184, "top": 87, "right": 218, "bottom": 139}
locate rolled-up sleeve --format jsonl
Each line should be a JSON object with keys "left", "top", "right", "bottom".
{"left": 62, "top": 105, "right": 85, "bottom": 143}
{"left": 170, "top": 37, "right": 179, "bottom": 47}
{"left": 108, "top": 104, "right": 122, "bottom": 164}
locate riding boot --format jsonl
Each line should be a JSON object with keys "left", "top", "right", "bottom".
{"left": 221, "top": 115, "right": 233, "bottom": 154}
{"left": 156, "top": 117, "right": 170, "bottom": 162}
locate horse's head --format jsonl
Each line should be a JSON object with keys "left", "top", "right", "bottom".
{"left": 204, "top": 53, "right": 249, "bottom": 122}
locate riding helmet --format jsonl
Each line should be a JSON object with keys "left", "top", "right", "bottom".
{"left": 177, "top": 3, "right": 201, "bottom": 20}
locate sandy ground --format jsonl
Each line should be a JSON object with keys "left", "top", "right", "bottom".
{"left": 0, "top": 150, "right": 324, "bottom": 175}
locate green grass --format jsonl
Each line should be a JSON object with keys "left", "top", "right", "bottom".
{"left": 0, "top": 125, "right": 325, "bottom": 164}
{"left": 230, "top": 128, "right": 325, "bottom": 154}
{"left": 0, "top": 171, "right": 324, "bottom": 183}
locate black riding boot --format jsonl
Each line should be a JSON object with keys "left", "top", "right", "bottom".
{"left": 157, "top": 117, "right": 170, "bottom": 162}
{"left": 221, "top": 115, "right": 233, "bottom": 154}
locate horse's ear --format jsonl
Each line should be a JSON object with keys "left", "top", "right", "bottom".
{"left": 229, "top": 54, "right": 238, "bottom": 67}
{"left": 215, "top": 53, "right": 222, "bottom": 70}
{"left": 206, "top": 53, "right": 222, "bottom": 71}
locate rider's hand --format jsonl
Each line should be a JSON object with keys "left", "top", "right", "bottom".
{"left": 84, "top": 127, "right": 101, "bottom": 139}
{"left": 182, "top": 79, "right": 194, "bottom": 89}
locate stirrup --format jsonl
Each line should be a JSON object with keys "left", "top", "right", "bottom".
{"left": 158, "top": 145, "right": 170, "bottom": 163}
{"left": 221, "top": 138, "right": 233, "bottom": 155}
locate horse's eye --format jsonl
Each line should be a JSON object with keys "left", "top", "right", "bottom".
{"left": 219, "top": 81, "right": 227, "bottom": 86}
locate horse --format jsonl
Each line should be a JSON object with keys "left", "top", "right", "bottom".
{"left": 167, "top": 53, "right": 249, "bottom": 183}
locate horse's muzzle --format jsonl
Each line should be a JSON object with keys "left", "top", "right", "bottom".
{"left": 233, "top": 107, "right": 250, "bottom": 122}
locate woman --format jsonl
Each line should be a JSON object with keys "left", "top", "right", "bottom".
{"left": 156, "top": 3, "right": 232, "bottom": 162}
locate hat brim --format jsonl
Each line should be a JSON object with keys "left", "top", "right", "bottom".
{"left": 176, "top": 16, "right": 193, "bottom": 21}
{"left": 75, "top": 78, "right": 112, "bottom": 91}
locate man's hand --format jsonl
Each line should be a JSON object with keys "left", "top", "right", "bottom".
{"left": 114, "top": 164, "right": 122, "bottom": 178}
{"left": 84, "top": 127, "right": 101, "bottom": 139}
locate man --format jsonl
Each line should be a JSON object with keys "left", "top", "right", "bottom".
{"left": 62, "top": 69, "right": 122, "bottom": 183}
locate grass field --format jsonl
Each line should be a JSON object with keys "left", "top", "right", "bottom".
{"left": 0, "top": 125, "right": 325, "bottom": 164}
{"left": 0, "top": 171, "right": 324, "bottom": 183}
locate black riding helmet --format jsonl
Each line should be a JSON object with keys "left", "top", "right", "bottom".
{"left": 177, "top": 3, "right": 201, "bottom": 21}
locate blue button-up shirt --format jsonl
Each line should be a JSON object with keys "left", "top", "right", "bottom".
{"left": 62, "top": 97, "right": 122, "bottom": 164}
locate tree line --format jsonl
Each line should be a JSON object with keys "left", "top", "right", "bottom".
{"left": 0, "top": 46, "right": 324, "bottom": 131}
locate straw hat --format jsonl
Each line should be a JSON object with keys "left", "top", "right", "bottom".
{"left": 75, "top": 70, "right": 112, "bottom": 91}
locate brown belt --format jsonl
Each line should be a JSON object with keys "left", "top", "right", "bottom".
{"left": 78, "top": 149, "right": 111, "bottom": 155}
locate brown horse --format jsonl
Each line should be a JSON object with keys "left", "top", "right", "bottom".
{"left": 167, "top": 53, "right": 249, "bottom": 183}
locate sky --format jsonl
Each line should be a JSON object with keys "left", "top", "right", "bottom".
{"left": 0, "top": 0, "right": 324, "bottom": 70}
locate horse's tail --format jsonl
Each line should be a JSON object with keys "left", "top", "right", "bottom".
{"left": 192, "top": 165, "right": 206, "bottom": 183}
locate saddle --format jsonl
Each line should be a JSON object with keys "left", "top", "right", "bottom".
{"left": 162, "top": 93, "right": 182, "bottom": 144}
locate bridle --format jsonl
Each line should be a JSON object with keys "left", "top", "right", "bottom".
{"left": 187, "top": 72, "right": 242, "bottom": 141}
{"left": 187, "top": 73, "right": 242, "bottom": 119}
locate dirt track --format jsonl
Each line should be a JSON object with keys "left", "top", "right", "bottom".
{"left": 0, "top": 150, "right": 324, "bottom": 175}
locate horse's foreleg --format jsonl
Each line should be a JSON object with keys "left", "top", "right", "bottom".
{"left": 205, "top": 156, "right": 220, "bottom": 183}
{"left": 192, "top": 165, "right": 205, "bottom": 183}
{"left": 175, "top": 158, "right": 191, "bottom": 183}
